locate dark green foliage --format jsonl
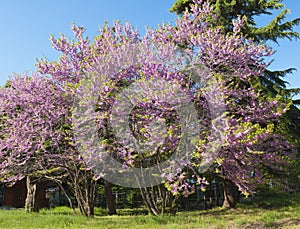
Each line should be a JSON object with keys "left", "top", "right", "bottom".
{"left": 170, "top": 0, "right": 300, "bottom": 95}
{"left": 171, "top": 0, "right": 300, "bottom": 42}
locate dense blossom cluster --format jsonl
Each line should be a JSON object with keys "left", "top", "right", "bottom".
{"left": 0, "top": 0, "right": 293, "bottom": 215}
{"left": 0, "top": 74, "right": 70, "bottom": 183}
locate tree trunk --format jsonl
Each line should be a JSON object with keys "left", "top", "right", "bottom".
{"left": 139, "top": 186, "right": 159, "bottom": 216}
{"left": 25, "top": 176, "right": 40, "bottom": 212}
{"left": 222, "top": 179, "right": 237, "bottom": 208}
{"left": 104, "top": 180, "right": 117, "bottom": 215}
{"left": 73, "top": 172, "right": 96, "bottom": 217}
{"left": 138, "top": 185, "right": 178, "bottom": 216}
{"left": 74, "top": 185, "right": 95, "bottom": 217}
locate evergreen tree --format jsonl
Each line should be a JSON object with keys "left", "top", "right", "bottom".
{"left": 170, "top": 0, "right": 300, "bottom": 95}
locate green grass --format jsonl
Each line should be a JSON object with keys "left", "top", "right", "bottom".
{"left": 0, "top": 193, "right": 299, "bottom": 228}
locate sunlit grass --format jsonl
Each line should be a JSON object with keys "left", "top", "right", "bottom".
{"left": 0, "top": 193, "right": 299, "bottom": 228}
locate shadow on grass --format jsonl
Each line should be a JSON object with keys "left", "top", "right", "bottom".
{"left": 266, "top": 218, "right": 300, "bottom": 228}
{"left": 239, "top": 192, "right": 300, "bottom": 210}
{"left": 179, "top": 206, "right": 259, "bottom": 217}
{"left": 0, "top": 206, "right": 17, "bottom": 210}
{"left": 116, "top": 208, "right": 148, "bottom": 216}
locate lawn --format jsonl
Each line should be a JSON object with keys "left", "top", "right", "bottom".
{"left": 0, "top": 193, "right": 299, "bottom": 229}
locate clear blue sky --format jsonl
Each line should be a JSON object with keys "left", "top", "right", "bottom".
{"left": 0, "top": 0, "right": 299, "bottom": 92}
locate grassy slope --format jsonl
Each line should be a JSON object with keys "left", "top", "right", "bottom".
{"left": 0, "top": 193, "right": 299, "bottom": 229}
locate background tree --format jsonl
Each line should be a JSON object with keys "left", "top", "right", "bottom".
{"left": 170, "top": 0, "right": 300, "bottom": 104}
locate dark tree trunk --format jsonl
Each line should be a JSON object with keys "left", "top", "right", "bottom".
{"left": 139, "top": 184, "right": 178, "bottom": 216}
{"left": 104, "top": 180, "right": 116, "bottom": 215}
{"left": 25, "top": 176, "right": 40, "bottom": 212}
{"left": 139, "top": 186, "right": 159, "bottom": 216}
{"left": 222, "top": 179, "right": 237, "bottom": 208}
{"left": 73, "top": 172, "right": 96, "bottom": 217}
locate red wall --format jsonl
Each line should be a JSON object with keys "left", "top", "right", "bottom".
{"left": 2, "top": 179, "right": 49, "bottom": 208}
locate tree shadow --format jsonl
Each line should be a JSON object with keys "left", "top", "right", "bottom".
{"left": 266, "top": 218, "right": 300, "bottom": 228}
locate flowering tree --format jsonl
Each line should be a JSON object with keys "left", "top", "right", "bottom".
{"left": 0, "top": 74, "right": 70, "bottom": 212}
{"left": 0, "top": 73, "right": 99, "bottom": 215}
{"left": 0, "top": 0, "right": 293, "bottom": 216}
{"left": 171, "top": 0, "right": 300, "bottom": 204}
{"left": 41, "top": 0, "right": 291, "bottom": 212}
{"left": 166, "top": 0, "right": 293, "bottom": 207}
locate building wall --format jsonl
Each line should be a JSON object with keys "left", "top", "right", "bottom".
{"left": 2, "top": 179, "right": 49, "bottom": 208}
